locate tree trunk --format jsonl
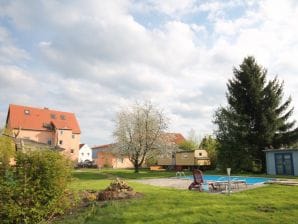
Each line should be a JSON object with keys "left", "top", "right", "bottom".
{"left": 134, "top": 161, "right": 139, "bottom": 173}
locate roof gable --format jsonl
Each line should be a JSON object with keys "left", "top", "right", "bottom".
{"left": 6, "top": 104, "right": 81, "bottom": 134}
{"left": 92, "top": 144, "right": 114, "bottom": 150}
{"left": 162, "top": 133, "right": 185, "bottom": 145}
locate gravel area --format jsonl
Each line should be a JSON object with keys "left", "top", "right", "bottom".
{"left": 134, "top": 178, "right": 192, "bottom": 190}
{"left": 267, "top": 179, "right": 298, "bottom": 186}
{"left": 133, "top": 177, "right": 266, "bottom": 193}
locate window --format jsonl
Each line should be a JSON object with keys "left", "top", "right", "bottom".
{"left": 87, "top": 153, "right": 90, "bottom": 156}
{"left": 60, "top": 115, "right": 66, "bottom": 120}
{"left": 70, "top": 149, "right": 74, "bottom": 153}
{"left": 81, "top": 153, "right": 84, "bottom": 156}
{"left": 24, "top": 109, "right": 30, "bottom": 115}
{"left": 199, "top": 153, "right": 202, "bottom": 156}
{"left": 50, "top": 114, "right": 56, "bottom": 119}
{"left": 47, "top": 139, "right": 52, "bottom": 145}
{"left": 72, "top": 134, "right": 75, "bottom": 139}
{"left": 59, "top": 140, "right": 63, "bottom": 145}
{"left": 60, "top": 130, "right": 63, "bottom": 135}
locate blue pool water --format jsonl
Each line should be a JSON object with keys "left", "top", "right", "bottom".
{"left": 185, "top": 175, "right": 271, "bottom": 185}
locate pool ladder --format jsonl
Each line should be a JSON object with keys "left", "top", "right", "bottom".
{"left": 176, "top": 171, "right": 186, "bottom": 178}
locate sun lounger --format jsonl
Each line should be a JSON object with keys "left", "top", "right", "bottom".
{"left": 231, "top": 178, "right": 247, "bottom": 189}
{"left": 207, "top": 177, "right": 247, "bottom": 192}
{"left": 188, "top": 169, "right": 204, "bottom": 191}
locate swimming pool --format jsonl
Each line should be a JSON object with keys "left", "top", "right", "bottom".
{"left": 185, "top": 175, "right": 271, "bottom": 185}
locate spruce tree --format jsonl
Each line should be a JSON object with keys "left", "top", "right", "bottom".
{"left": 214, "top": 56, "right": 298, "bottom": 172}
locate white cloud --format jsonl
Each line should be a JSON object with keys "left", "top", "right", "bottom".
{"left": 132, "top": 0, "right": 199, "bottom": 18}
{"left": 0, "top": 26, "right": 29, "bottom": 63}
{"left": 150, "top": 0, "right": 198, "bottom": 16}
{"left": 1, "top": 0, "right": 298, "bottom": 145}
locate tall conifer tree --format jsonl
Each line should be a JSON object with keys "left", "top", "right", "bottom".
{"left": 214, "top": 56, "right": 298, "bottom": 171}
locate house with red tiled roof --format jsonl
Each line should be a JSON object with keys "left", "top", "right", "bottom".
{"left": 157, "top": 133, "right": 186, "bottom": 167}
{"left": 161, "top": 133, "right": 185, "bottom": 145}
{"left": 91, "top": 144, "right": 134, "bottom": 168}
{"left": 157, "top": 133, "right": 211, "bottom": 169}
{"left": 5, "top": 104, "right": 81, "bottom": 161}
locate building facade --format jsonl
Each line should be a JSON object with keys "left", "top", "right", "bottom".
{"left": 264, "top": 149, "right": 298, "bottom": 176}
{"left": 79, "top": 144, "right": 92, "bottom": 162}
{"left": 92, "top": 144, "right": 134, "bottom": 168}
{"left": 6, "top": 104, "right": 81, "bottom": 161}
{"left": 157, "top": 133, "right": 186, "bottom": 166}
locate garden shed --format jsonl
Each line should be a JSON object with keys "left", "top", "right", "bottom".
{"left": 264, "top": 149, "right": 298, "bottom": 176}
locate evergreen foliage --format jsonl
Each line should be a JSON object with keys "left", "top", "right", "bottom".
{"left": 214, "top": 56, "right": 298, "bottom": 171}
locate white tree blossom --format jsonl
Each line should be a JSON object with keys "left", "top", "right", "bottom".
{"left": 113, "top": 101, "right": 168, "bottom": 172}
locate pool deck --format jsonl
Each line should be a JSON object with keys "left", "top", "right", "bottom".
{"left": 268, "top": 179, "right": 298, "bottom": 186}
{"left": 133, "top": 177, "right": 266, "bottom": 193}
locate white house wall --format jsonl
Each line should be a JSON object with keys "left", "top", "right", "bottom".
{"left": 79, "top": 144, "right": 92, "bottom": 162}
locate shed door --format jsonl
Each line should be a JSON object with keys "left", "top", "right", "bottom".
{"left": 275, "top": 153, "right": 293, "bottom": 175}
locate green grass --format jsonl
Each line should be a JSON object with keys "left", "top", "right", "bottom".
{"left": 55, "top": 169, "right": 298, "bottom": 224}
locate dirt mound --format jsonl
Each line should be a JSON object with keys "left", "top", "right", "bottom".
{"left": 98, "top": 178, "right": 138, "bottom": 201}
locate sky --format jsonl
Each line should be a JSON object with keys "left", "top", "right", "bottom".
{"left": 1, "top": 0, "right": 298, "bottom": 146}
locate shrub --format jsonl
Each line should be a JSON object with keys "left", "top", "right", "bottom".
{"left": 0, "top": 129, "right": 15, "bottom": 171}
{"left": 0, "top": 149, "right": 73, "bottom": 224}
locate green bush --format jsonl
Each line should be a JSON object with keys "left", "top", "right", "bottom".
{"left": 0, "top": 149, "right": 73, "bottom": 224}
{"left": 0, "top": 129, "right": 15, "bottom": 171}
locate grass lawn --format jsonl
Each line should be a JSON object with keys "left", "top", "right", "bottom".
{"left": 54, "top": 169, "right": 298, "bottom": 224}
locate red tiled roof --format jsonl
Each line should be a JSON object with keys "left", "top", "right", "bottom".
{"left": 79, "top": 144, "right": 85, "bottom": 149}
{"left": 91, "top": 143, "right": 114, "bottom": 149}
{"left": 162, "top": 133, "right": 185, "bottom": 145}
{"left": 6, "top": 104, "right": 81, "bottom": 134}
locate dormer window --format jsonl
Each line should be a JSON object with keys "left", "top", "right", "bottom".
{"left": 24, "top": 109, "right": 30, "bottom": 115}
{"left": 50, "top": 114, "right": 56, "bottom": 119}
{"left": 43, "top": 123, "right": 53, "bottom": 130}
{"left": 60, "top": 115, "right": 66, "bottom": 120}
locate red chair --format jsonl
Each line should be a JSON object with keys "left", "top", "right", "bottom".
{"left": 188, "top": 169, "right": 204, "bottom": 191}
